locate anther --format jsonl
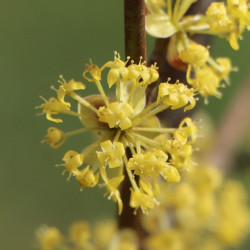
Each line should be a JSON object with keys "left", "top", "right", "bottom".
{"left": 50, "top": 85, "right": 57, "bottom": 91}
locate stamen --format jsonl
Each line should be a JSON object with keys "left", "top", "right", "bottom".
{"left": 55, "top": 163, "right": 64, "bottom": 167}
{"left": 39, "top": 96, "right": 47, "bottom": 102}
{"left": 50, "top": 85, "right": 58, "bottom": 92}
{"left": 114, "top": 51, "right": 118, "bottom": 60}
{"left": 139, "top": 56, "right": 143, "bottom": 65}
{"left": 125, "top": 56, "right": 130, "bottom": 65}
{"left": 58, "top": 74, "right": 67, "bottom": 84}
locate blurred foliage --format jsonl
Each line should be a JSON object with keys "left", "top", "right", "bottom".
{"left": 0, "top": 1, "right": 249, "bottom": 249}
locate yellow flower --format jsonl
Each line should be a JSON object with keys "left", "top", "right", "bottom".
{"left": 102, "top": 52, "right": 129, "bottom": 88}
{"left": 69, "top": 222, "right": 91, "bottom": 248}
{"left": 57, "top": 77, "right": 85, "bottom": 106}
{"left": 98, "top": 102, "right": 134, "bottom": 130}
{"left": 206, "top": 2, "right": 233, "bottom": 33}
{"left": 42, "top": 127, "right": 65, "bottom": 149}
{"left": 216, "top": 57, "right": 232, "bottom": 81}
{"left": 179, "top": 43, "right": 209, "bottom": 67}
{"left": 188, "top": 165, "right": 222, "bottom": 193}
{"left": 127, "top": 61, "right": 159, "bottom": 86}
{"left": 187, "top": 65, "right": 220, "bottom": 98}
{"left": 83, "top": 61, "right": 102, "bottom": 82}
{"left": 178, "top": 117, "right": 198, "bottom": 143}
{"left": 171, "top": 144, "right": 193, "bottom": 170}
{"left": 127, "top": 150, "right": 176, "bottom": 180}
{"left": 59, "top": 150, "right": 84, "bottom": 180}
{"left": 161, "top": 165, "right": 180, "bottom": 183}
{"left": 97, "top": 140, "right": 125, "bottom": 168}
{"left": 216, "top": 180, "right": 250, "bottom": 246}
{"left": 75, "top": 166, "right": 99, "bottom": 190}
{"left": 145, "top": 229, "right": 183, "bottom": 250}
{"left": 130, "top": 179, "right": 160, "bottom": 214}
{"left": 36, "top": 225, "right": 63, "bottom": 250}
{"left": 145, "top": 0, "right": 249, "bottom": 51}
{"left": 36, "top": 97, "right": 69, "bottom": 123}
{"left": 228, "top": 0, "right": 250, "bottom": 26}
{"left": 206, "top": 0, "right": 250, "bottom": 50}
{"left": 100, "top": 168, "right": 124, "bottom": 215}
{"left": 109, "top": 229, "right": 139, "bottom": 250}
{"left": 145, "top": 0, "right": 198, "bottom": 38}
{"left": 93, "top": 220, "right": 116, "bottom": 248}
{"left": 161, "top": 136, "right": 183, "bottom": 152}
{"left": 107, "top": 67, "right": 129, "bottom": 88}
{"left": 157, "top": 81, "right": 196, "bottom": 111}
{"left": 130, "top": 189, "right": 155, "bottom": 214}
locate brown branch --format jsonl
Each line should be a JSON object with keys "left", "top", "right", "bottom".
{"left": 205, "top": 73, "right": 250, "bottom": 172}
{"left": 124, "top": 0, "right": 146, "bottom": 62}
{"left": 118, "top": 0, "right": 146, "bottom": 243}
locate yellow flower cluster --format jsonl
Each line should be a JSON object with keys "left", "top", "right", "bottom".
{"left": 180, "top": 43, "right": 232, "bottom": 102}
{"left": 145, "top": 0, "right": 248, "bottom": 102}
{"left": 36, "top": 52, "right": 199, "bottom": 214}
{"left": 206, "top": 0, "right": 250, "bottom": 50}
{"left": 36, "top": 220, "right": 139, "bottom": 250}
{"left": 145, "top": 0, "right": 250, "bottom": 50}
{"left": 143, "top": 166, "right": 250, "bottom": 250}
{"left": 36, "top": 167, "right": 250, "bottom": 250}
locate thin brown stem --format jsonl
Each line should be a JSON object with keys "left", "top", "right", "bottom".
{"left": 124, "top": 0, "right": 146, "bottom": 63}
{"left": 118, "top": 0, "right": 146, "bottom": 244}
{"left": 119, "top": 0, "right": 146, "bottom": 225}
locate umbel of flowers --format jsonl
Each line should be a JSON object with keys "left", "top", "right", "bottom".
{"left": 145, "top": 0, "right": 249, "bottom": 103}
{"left": 36, "top": 166, "right": 250, "bottom": 250}
{"left": 36, "top": 52, "right": 205, "bottom": 214}
{"left": 146, "top": 0, "right": 250, "bottom": 50}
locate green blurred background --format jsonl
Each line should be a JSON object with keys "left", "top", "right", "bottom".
{"left": 0, "top": 1, "right": 249, "bottom": 249}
